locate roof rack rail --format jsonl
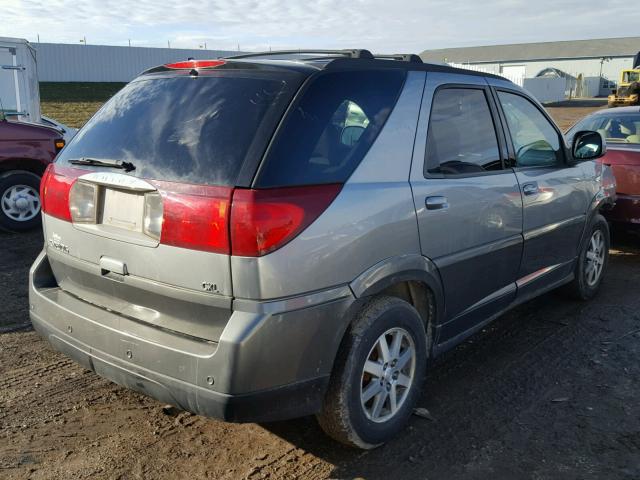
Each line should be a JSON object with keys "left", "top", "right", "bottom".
{"left": 223, "top": 49, "right": 375, "bottom": 60}
{"left": 374, "top": 53, "right": 423, "bottom": 64}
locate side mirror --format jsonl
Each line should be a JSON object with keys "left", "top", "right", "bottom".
{"left": 572, "top": 130, "right": 606, "bottom": 161}
{"left": 612, "top": 89, "right": 617, "bottom": 95}
{"left": 340, "top": 125, "right": 365, "bottom": 147}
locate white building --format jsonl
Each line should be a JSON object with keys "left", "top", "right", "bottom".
{"left": 34, "top": 43, "right": 240, "bottom": 83}
{"left": 421, "top": 37, "right": 639, "bottom": 97}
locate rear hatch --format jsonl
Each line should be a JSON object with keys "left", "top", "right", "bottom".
{"left": 40, "top": 62, "right": 305, "bottom": 341}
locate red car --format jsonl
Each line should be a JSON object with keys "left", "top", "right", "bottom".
{"left": 0, "top": 114, "right": 65, "bottom": 231}
{"left": 567, "top": 106, "right": 640, "bottom": 226}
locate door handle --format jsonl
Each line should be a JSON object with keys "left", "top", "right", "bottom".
{"left": 425, "top": 196, "right": 448, "bottom": 210}
{"left": 522, "top": 183, "right": 539, "bottom": 196}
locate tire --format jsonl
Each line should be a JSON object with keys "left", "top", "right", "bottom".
{"left": 0, "top": 171, "right": 43, "bottom": 232}
{"left": 317, "top": 296, "right": 429, "bottom": 449}
{"left": 564, "top": 214, "right": 610, "bottom": 300}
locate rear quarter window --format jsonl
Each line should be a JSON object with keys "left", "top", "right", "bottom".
{"left": 255, "top": 69, "right": 406, "bottom": 187}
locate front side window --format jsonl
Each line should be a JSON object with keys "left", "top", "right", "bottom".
{"left": 425, "top": 88, "right": 502, "bottom": 175}
{"left": 498, "top": 91, "right": 562, "bottom": 168}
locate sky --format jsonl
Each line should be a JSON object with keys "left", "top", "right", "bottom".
{"left": 2, "top": 0, "right": 639, "bottom": 53}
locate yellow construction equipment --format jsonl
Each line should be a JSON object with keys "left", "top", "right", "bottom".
{"left": 608, "top": 52, "right": 640, "bottom": 107}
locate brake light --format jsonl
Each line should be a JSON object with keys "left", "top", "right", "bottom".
{"left": 40, "top": 165, "right": 77, "bottom": 222}
{"left": 155, "top": 182, "right": 232, "bottom": 253}
{"left": 230, "top": 184, "right": 341, "bottom": 257}
{"left": 39, "top": 166, "right": 340, "bottom": 257}
{"left": 164, "top": 60, "right": 226, "bottom": 69}
{"left": 39, "top": 163, "right": 53, "bottom": 208}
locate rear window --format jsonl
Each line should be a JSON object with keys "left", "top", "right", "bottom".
{"left": 255, "top": 69, "right": 406, "bottom": 187}
{"left": 567, "top": 113, "right": 640, "bottom": 144}
{"left": 57, "top": 72, "right": 302, "bottom": 186}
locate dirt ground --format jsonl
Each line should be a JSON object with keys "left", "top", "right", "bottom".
{"left": 3, "top": 104, "right": 640, "bottom": 480}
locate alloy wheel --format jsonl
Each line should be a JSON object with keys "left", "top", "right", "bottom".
{"left": 585, "top": 229, "right": 605, "bottom": 287}
{"left": 360, "top": 327, "right": 416, "bottom": 423}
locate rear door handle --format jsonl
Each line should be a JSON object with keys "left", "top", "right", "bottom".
{"left": 425, "top": 196, "right": 448, "bottom": 210}
{"left": 522, "top": 183, "right": 539, "bottom": 196}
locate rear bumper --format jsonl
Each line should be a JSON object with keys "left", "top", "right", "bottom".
{"left": 604, "top": 194, "right": 640, "bottom": 225}
{"left": 29, "top": 250, "right": 354, "bottom": 422}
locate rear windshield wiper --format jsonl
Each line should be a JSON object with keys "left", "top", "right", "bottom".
{"left": 68, "top": 157, "right": 136, "bottom": 172}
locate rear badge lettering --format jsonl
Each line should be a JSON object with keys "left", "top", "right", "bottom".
{"left": 202, "top": 282, "right": 218, "bottom": 293}
{"left": 49, "top": 233, "right": 70, "bottom": 255}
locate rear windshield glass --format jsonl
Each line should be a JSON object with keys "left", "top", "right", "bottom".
{"left": 255, "top": 69, "right": 406, "bottom": 187}
{"left": 57, "top": 72, "right": 302, "bottom": 186}
{"left": 567, "top": 113, "right": 640, "bottom": 144}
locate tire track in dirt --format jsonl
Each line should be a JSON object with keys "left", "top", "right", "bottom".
{"left": 0, "top": 358, "right": 76, "bottom": 389}
{"left": 327, "top": 254, "right": 640, "bottom": 479}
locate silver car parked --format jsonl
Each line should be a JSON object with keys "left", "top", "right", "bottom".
{"left": 30, "top": 50, "right": 613, "bottom": 448}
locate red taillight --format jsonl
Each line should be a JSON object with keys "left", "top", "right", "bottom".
{"left": 154, "top": 181, "right": 232, "bottom": 254}
{"left": 165, "top": 60, "right": 226, "bottom": 69}
{"left": 39, "top": 165, "right": 340, "bottom": 257}
{"left": 40, "top": 165, "right": 79, "bottom": 222}
{"left": 39, "top": 163, "right": 53, "bottom": 209}
{"left": 230, "top": 184, "right": 342, "bottom": 257}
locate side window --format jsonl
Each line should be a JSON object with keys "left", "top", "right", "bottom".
{"left": 425, "top": 88, "right": 502, "bottom": 176}
{"left": 497, "top": 91, "right": 562, "bottom": 168}
{"left": 256, "top": 70, "right": 406, "bottom": 187}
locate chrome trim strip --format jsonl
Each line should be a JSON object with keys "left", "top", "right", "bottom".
{"left": 452, "top": 283, "right": 516, "bottom": 320}
{"left": 523, "top": 214, "right": 584, "bottom": 241}
{"left": 516, "top": 264, "right": 561, "bottom": 288}
{"left": 434, "top": 234, "right": 522, "bottom": 269}
{"left": 78, "top": 172, "right": 156, "bottom": 192}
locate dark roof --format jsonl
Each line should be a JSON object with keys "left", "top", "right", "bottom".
{"left": 421, "top": 37, "right": 640, "bottom": 64}
{"left": 141, "top": 54, "right": 505, "bottom": 80}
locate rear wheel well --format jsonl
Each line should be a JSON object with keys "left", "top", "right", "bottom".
{"left": 377, "top": 280, "right": 435, "bottom": 345}
{"left": 0, "top": 159, "right": 47, "bottom": 178}
{"left": 329, "top": 280, "right": 438, "bottom": 381}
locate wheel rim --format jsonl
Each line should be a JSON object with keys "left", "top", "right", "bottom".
{"left": 1, "top": 184, "right": 41, "bottom": 222}
{"left": 585, "top": 229, "right": 605, "bottom": 287}
{"left": 360, "top": 327, "right": 416, "bottom": 423}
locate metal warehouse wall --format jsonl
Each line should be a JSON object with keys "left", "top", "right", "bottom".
{"left": 34, "top": 43, "right": 240, "bottom": 82}
{"left": 467, "top": 57, "right": 634, "bottom": 84}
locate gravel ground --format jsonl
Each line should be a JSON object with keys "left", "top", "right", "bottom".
{"left": 2, "top": 104, "right": 640, "bottom": 480}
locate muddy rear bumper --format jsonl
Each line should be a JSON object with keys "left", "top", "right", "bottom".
{"left": 29, "top": 250, "right": 354, "bottom": 422}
